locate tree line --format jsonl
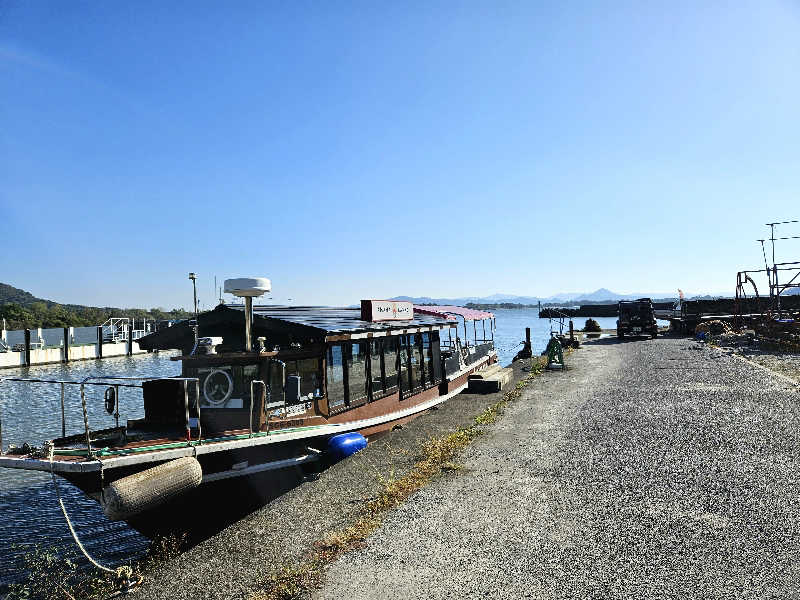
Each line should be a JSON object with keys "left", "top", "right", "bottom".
{"left": 0, "top": 302, "right": 192, "bottom": 330}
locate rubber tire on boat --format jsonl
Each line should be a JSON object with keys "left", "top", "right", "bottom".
{"left": 103, "top": 457, "right": 203, "bottom": 521}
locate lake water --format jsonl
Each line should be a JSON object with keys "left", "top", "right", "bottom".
{"left": 0, "top": 352, "right": 180, "bottom": 591}
{"left": 0, "top": 309, "right": 655, "bottom": 590}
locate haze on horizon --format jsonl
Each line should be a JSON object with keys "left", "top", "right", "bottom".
{"left": 2, "top": 2, "right": 799, "bottom": 311}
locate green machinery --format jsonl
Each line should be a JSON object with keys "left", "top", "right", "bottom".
{"left": 545, "top": 336, "right": 564, "bottom": 370}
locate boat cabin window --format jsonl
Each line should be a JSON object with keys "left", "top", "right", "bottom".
{"left": 326, "top": 345, "right": 345, "bottom": 409}
{"left": 383, "top": 337, "right": 400, "bottom": 393}
{"left": 427, "top": 331, "right": 442, "bottom": 383}
{"left": 398, "top": 337, "right": 411, "bottom": 394}
{"left": 409, "top": 334, "right": 425, "bottom": 391}
{"left": 285, "top": 358, "right": 322, "bottom": 401}
{"left": 324, "top": 332, "right": 443, "bottom": 411}
{"left": 369, "top": 340, "right": 383, "bottom": 396}
{"left": 347, "top": 342, "right": 369, "bottom": 406}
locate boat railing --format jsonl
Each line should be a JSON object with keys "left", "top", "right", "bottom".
{"left": 0, "top": 375, "right": 200, "bottom": 458}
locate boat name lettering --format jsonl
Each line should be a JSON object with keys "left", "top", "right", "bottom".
{"left": 361, "top": 300, "right": 413, "bottom": 322}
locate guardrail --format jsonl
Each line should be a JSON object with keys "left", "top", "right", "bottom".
{"left": 0, "top": 376, "right": 199, "bottom": 457}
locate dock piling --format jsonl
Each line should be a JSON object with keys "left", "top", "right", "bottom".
{"left": 63, "top": 327, "right": 70, "bottom": 363}
{"left": 24, "top": 329, "right": 31, "bottom": 366}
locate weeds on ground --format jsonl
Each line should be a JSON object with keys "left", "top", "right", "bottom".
{"left": 4, "top": 545, "right": 114, "bottom": 600}
{"left": 254, "top": 357, "right": 550, "bottom": 600}
{"left": 6, "top": 533, "right": 188, "bottom": 600}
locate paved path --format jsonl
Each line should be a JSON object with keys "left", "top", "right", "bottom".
{"left": 317, "top": 338, "right": 800, "bottom": 599}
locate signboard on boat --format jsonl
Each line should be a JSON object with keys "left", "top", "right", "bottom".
{"left": 361, "top": 300, "right": 414, "bottom": 322}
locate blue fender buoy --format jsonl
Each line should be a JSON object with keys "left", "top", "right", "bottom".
{"left": 327, "top": 432, "right": 367, "bottom": 461}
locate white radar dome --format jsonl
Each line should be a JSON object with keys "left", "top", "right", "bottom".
{"left": 224, "top": 277, "right": 271, "bottom": 298}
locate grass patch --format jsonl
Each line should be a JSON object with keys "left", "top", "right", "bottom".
{"left": 254, "top": 356, "right": 550, "bottom": 600}
{"left": 6, "top": 533, "right": 188, "bottom": 600}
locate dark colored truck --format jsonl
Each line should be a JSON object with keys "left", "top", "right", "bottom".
{"left": 617, "top": 298, "right": 658, "bottom": 339}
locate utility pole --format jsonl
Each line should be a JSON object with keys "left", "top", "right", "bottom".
{"left": 189, "top": 272, "right": 198, "bottom": 343}
{"left": 189, "top": 273, "right": 198, "bottom": 318}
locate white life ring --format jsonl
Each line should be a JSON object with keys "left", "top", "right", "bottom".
{"left": 203, "top": 369, "right": 233, "bottom": 406}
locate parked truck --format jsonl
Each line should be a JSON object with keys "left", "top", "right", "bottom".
{"left": 617, "top": 298, "right": 658, "bottom": 339}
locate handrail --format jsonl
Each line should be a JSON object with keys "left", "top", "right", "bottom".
{"left": 0, "top": 375, "right": 200, "bottom": 455}
{"left": 1, "top": 377, "right": 142, "bottom": 388}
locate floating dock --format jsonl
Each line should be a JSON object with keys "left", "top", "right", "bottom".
{"left": 0, "top": 325, "right": 152, "bottom": 369}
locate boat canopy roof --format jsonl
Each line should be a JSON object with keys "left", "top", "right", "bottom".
{"left": 413, "top": 305, "right": 494, "bottom": 321}
{"left": 137, "top": 304, "right": 455, "bottom": 353}
{"left": 240, "top": 305, "right": 454, "bottom": 334}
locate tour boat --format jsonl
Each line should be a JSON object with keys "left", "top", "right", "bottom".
{"left": 0, "top": 278, "right": 497, "bottom": 535}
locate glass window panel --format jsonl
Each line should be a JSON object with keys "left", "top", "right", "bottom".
{"left": 398, "top": 336, "right": 411, "bottom": 394}
{"left": 369, "top": 340, "right": 384, "bottom": 395}
{"left": 326, "top": 345, "right": 345, "bottom": 408}
{"left": 348, "top": 342, "right": 368, "bottom": 404}
{"left": 383, "top": 336, "right": 399, "bottom": 391}
{"left": 286, "top": 358, "right": 321, "bottom": 401}
{"left": 406, "top": 334, "right": 416, "bottom": 390}
{"left": 266, "top": 361, "right": 285, "bottom": 406}
{"left": 430, "top": 331, "right": 442, "bottom": 383}
{"left": 422, "top": 332, "right": 434, "bottom": 385}
{"left": 409, "top": 334, "right": 424, "bottom": 391}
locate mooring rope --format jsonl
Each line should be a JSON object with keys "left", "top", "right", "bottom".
{"left": 47, "top": 442, "right": 143, "bottom": 593}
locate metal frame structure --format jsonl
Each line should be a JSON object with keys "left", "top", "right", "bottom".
{"left": 733, "top": 221, "right": 800, "bottom": 324}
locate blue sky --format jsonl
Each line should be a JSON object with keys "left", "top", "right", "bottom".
{"left": 1, "top": 1, "right": 799, "bottom": 309}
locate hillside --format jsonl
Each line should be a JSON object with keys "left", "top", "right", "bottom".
{"left": 0, "top": 282, "right": 51, "bottom": 307}
{"left": 0, "top": 282, "right": 191, "bottom": 330}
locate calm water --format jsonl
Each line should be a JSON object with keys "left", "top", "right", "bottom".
{"left": 0, "top": 309, "right": 652, "bottom": 589}
{"left": 0, "top": 352, "right": 180, "bottom": 590}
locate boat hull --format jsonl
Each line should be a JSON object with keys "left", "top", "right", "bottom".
{"left": 5, "top": 353, "right": 497, "bottom": 538}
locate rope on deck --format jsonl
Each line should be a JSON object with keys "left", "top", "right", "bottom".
{"left": 47, "top": 441, "right": 143, "bottom": 594}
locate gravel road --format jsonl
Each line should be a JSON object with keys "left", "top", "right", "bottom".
{"left": 133, "top": 362, "right": 533, "bottom": 600}
{"left": 317, "top": 337, "right": 800, "bottom": 599}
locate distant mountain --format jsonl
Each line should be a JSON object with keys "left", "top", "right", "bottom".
{"left": 393, "top": 288, "right": 679, "bottom": 306}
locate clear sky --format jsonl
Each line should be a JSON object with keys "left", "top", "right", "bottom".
{"left": 2, "top": 1, "right": 799, "bottom": 309}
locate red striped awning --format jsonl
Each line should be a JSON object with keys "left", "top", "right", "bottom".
{"left": 413, "top": 305, "right": 494, "bottom": 321}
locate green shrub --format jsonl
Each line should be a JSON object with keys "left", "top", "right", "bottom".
{"left": 584, "top": 318, "right": 601, "bottom": 332}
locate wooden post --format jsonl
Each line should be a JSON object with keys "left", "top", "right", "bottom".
{"left": 97, "top": 326, "right": 103, "bottom": 359}
{"left": 63, "top": 327, "right": 70, "bottom": 363}
{"left": 24, "top": 328, "right": 31, "bottom": 366}
{"left": 525, "top": 327, "right": 531, "bottom": 346}
{"left": 569, "top": 320, "right": 574, "bottom": 342}
{"left": 128, "top": 321, "right": 134, "bottom": 356}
